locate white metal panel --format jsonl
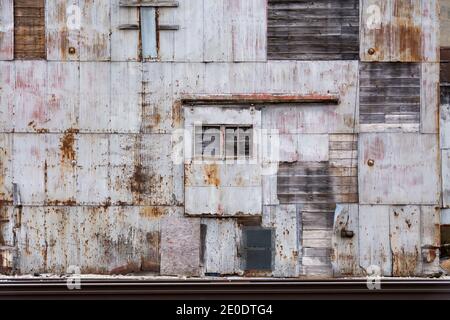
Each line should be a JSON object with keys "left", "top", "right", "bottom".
{"left": 420, "top": 63, "right": 439, "bottom": 133}
{"left": 359, "top": 133, "right": 440, "bottom": 205}
{"left": 140, "top": 7, "right": 157, "bottom": 59}
{"left": 14, "top": 61, "right": 48, "bottom": 132}
{"left": 111, "top": 0, "right": 140, "bottom": 61}
{"left": 442, "top": 149, "right": 450, "bottom": 208}
{"left": 421, "top": 0, "right": 439, "bottom": 62}
{"left": 0, "top": 61, "right": 14, "bottom": 132}
{"left": 76, "top": 134, "right": 109, "bottom": 204}
{"left": 46, "top": 62, "right": 79, "bottom": 132}
{"left": 0, "top": 0, "right": 13, "bottom": 60}
{"left": 110, "top": 62, "right": 142, "bottom": 133}
{"left": 46, "top": 0, "right": 81, "bottom": 61}
{"left": 79, "top": 62, "right": 111, "bottom": 132}
{"left": 0, "top": 134, "right": 12, "bottom": 203}
{"left": 359, "top": 205, "right": 392, "bottom": 276}
{"left": 203, "top": 0, "right": 232, "bottom": 62}
{"left": 421, "top": 206, "right": 441, "bottom": 275}
{"left": 441, "top": 101, "right": 450, "bottom": 149}
{"left": 79, "top": 0, "right": 111, "bottom": 61}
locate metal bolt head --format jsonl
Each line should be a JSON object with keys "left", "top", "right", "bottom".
{"left": 68, "top": 47, "right": 76, "bottom": 55}
{"left": 367, "top": 159, "right": 375, "bottom": 167}
{"left": 368, "top": 48, "right": 376, "bottom": 55}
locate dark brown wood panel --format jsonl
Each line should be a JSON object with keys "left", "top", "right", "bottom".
{"left": 268, "top": 0, "right": 359, "bottom": 60}
{"left": 359, "top": 62, "right": 421, "bottom": 125}
{"left": 14, "top": 0, "right": 46, "bottom": 59}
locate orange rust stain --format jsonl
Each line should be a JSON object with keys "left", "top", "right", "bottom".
{"left": 60, "top": 132, "right": 76, "bottom": 163}
{"left": 139, "top": 207, "right": 166, "bottom": 218}
{"left": 131, "top": 165, "right": 146, "bottom": 195}
{"left": 204, "top": 164, "right": 220, "bottom": 187}
{"left": 27, "top": 121, "right": 49, "bottom": 133}
{"left": 172, "top": 100, "right": 183, "bottom": 129}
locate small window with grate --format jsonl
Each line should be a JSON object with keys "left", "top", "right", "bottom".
{"left": 194, "top": 125, "right": 253, "bottom": 161}
{"left": 242, "top": 227, "right": 274, "bottom": 271}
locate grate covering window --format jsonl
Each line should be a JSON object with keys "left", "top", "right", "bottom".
{"left": 267, "top": 0, "right": 359, "bottom": 60}
{"left": 242, "top": 228, "right": 273, "bottom": 271}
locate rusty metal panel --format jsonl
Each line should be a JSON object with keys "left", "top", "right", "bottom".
{"left": 160, "top": 212, "right": 200, "bottom": 276}
{"left": 268, "top": 0, "right": 359, "bottom": 60}
{"left": 359, "top": 205, "right": 392, "bottom": 276}
{"left": 0, "top": 62, "right": 14, "bottom": 132}
{"left": 110, "top": 62, "right": 142, "bottom": 133}
{"left": 390, "top": 205, "right": 421, "bottom": 277}
{"left": 14, "top": 61, "right": 48, "bottom": 132}
{"left": 79, "top": 0, "right": 111, "bottom": 61}
{"left": 359, "top": 62, "right": 421, "bottom": 132}
{"left": 0, "top": 0, "right": 14, "bottom": 60}
{"left": 79, "top": 62, "right": 111, "bottom": 132}
{"left": 111, "top": 0, "right": 140, "bottom": 61}
{"left": 202, "top": 218, "right": 239, "bottom": 275}
{"left": 359, "top": 133, "right": 440, "bottom": 205}
{"left": 76, "top": 134, "right": 109, "bottom": 205}
{"left": 46, "top": 62, "right": 80, "bottom": 132}
{"left": 12, "top": 134, "right": 47, "bottom": 205}
{"left": 0, "top": 134, "right": 13, "bottom": 204}
{"left": 332, "top": 204, "right": 362, "bottom": 276}
{"left": 46, "top": 0, "right": 81, "bottom": 61}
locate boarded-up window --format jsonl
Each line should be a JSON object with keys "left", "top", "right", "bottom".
{"left": 267, "top": 0, "right": 359, "bottom": 60}
{"left": 359, "top": 62, "right": 421, "bottom": 127}
{"left": 242, "top": 228, "right": 273, "bottom": 271}
{"left": 14, "top": 0, "right": 46, "bottom": 59}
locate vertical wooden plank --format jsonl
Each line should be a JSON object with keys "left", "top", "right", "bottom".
{"left": 0, "top": 134, "right": 13, "bottom": 203}
{"left": 390, "top": 0, "right": 422, "bottom": 62}
{"left": 421, "top": 63, "right": 440, "bottom": 133}
{"left": 359, "top": 205, "right": 392, "bottom": 276}
{"left": 360, "top": 0, "right": 391, "bottom": 61}
{"left": 14, "top": 61, "right": 48, "bottom": 132}
{"left": 203, "top": 0, "right": 233, "bottom": 62}
{"left": 421, "top": 206, "right": 441, "bottom": 275}
{"left": 0, "top": 0, "right": 14, "bottom": 60}
{"left": 79, "top": 62, "right": 111, "bottom": 132}
{"left": 421, "top": 0, "right": 439, "bottom": 62}
{"left": 46, "top": 62, "right": 79, "bottom": 132}
{"left": 111, "top": 0, "right": 140, "bottom": 61}
{"left": 172, "top": 0, "right": 204, "bottom": 62}
{"left": 110, "top": 62, "right": 142, "bottom": 133}
{"left": 160, "top": 213, "right": 200, "bottom": 276}
{"left": 0, "top": 62, "right": 15, "bottom": 132}
{"left": 79, "top": 0, "right": 111, "bottom": 61}
{"left": 332, "top": 204, "right": 361, "bottom": 276}
{"left": 390, "top": 206, "right": 421, "bottom": 276}
{"left": 46, "top": 0, "right": 81, "bottom": 61}
{"left": 141, "top": 7, "right": 157, "bottom": 59}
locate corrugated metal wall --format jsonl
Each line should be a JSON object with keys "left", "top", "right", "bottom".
{"left": 0, "top": 0, "right": 445, "bottom": 278}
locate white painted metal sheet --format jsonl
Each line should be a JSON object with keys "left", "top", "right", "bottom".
{"left": 0, "top": 62, "right": 14, "bottom": 132}
{"left": 141, "top": 7, "right": 158, "bottom": 59}
{"left": 111, "top": 0, "right": 140, "bottom": 61}
{"left": 0, "top": 0, "right": 13, "bottom": 60}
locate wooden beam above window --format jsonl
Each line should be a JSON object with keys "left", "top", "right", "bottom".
{"left": 181, "top": 94, "right": 341, "bottom": 106}
{"left": 119, "top": 0, "right": 179, "bottom": 7}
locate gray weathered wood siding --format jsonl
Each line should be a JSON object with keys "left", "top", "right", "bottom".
{"left": 268, "top": 0, "right": 359, "bottom": 60}
{"left": 359, "top": 62, "right": 421, "bottom": 127}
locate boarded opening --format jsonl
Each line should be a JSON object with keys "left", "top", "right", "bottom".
{"left": 267, "top": 0, "right": 360, "bottom": 60}
{"left": 242, "top": 228, "right": 273, "bottom": 271}
{"left": 14, "top": 0, "right": 46, "bottom": 60}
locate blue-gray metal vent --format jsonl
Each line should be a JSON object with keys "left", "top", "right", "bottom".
{"left": 243, "top": 228, "right": 273, "bottom": 271}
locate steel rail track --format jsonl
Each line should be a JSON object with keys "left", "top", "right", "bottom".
{"left": 0, "top": 278, "right": 449, "bottom": 299}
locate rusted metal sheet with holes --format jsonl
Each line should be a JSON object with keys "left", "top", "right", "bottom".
{"left": 268, "top": 0, "right": 359, "bottom": 60}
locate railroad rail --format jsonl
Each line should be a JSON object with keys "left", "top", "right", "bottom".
{"left": 0, "top": 278, "right": 449, "bottom": 299}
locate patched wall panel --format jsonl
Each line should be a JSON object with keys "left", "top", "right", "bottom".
{"left": 0, "top": 0, "right": 13, "bottom": 60}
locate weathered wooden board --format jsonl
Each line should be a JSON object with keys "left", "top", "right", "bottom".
{"left": 359, "top": 62, "right": 421, "bottom": 132}
{"left": 420, "top": 63, "right": 439, "bottom": 133}
{"left": 14, "top": 0, "right": 46, "bottom": 60}
{"left": 14, "top": 61, "right": 48, "bottom": 132}
{"left": 111, "top": 0, "right": 140, "bottom": 61}
{"left": 268, "top": 0, "right": 359, "bottom": 60}
{"left": 389, "top": 205, "right": 421, "bottom": 277}
{"left": 332, "top": 204, "right": 361, "bottom": 276}
{"left": 46, "top": 0, "right": 81, "bottom": 61}
{"left": 202, "top": 219, "right": 239, "bottom": 275}
{"left": 359, "top": 133, "right": 440, "bottom": 205}
{"left": 420, "top": 206, "right": 441, "bottom": 275}
{"left": 0, "top": 62, "right": 14, "bottom": 132}
{"left": 160, "top": 213, "right": 200, "bottom": 276}
{"left": 441, "top": 0, "right": 450, "bottom": 47}
{"left": 0, "top": 0, "right": 14, "bottom": 60}
{"left": 359, "top": 205, "right": 392, "bottom": 276}
{"left": 0, "top": 134, "right": 13, "bottom": 203}
{"left": 79, "top": 62, "right": 111, "bottom": 132}
{"left": 79, "top": 0, "right": 111, "bottom": 61}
